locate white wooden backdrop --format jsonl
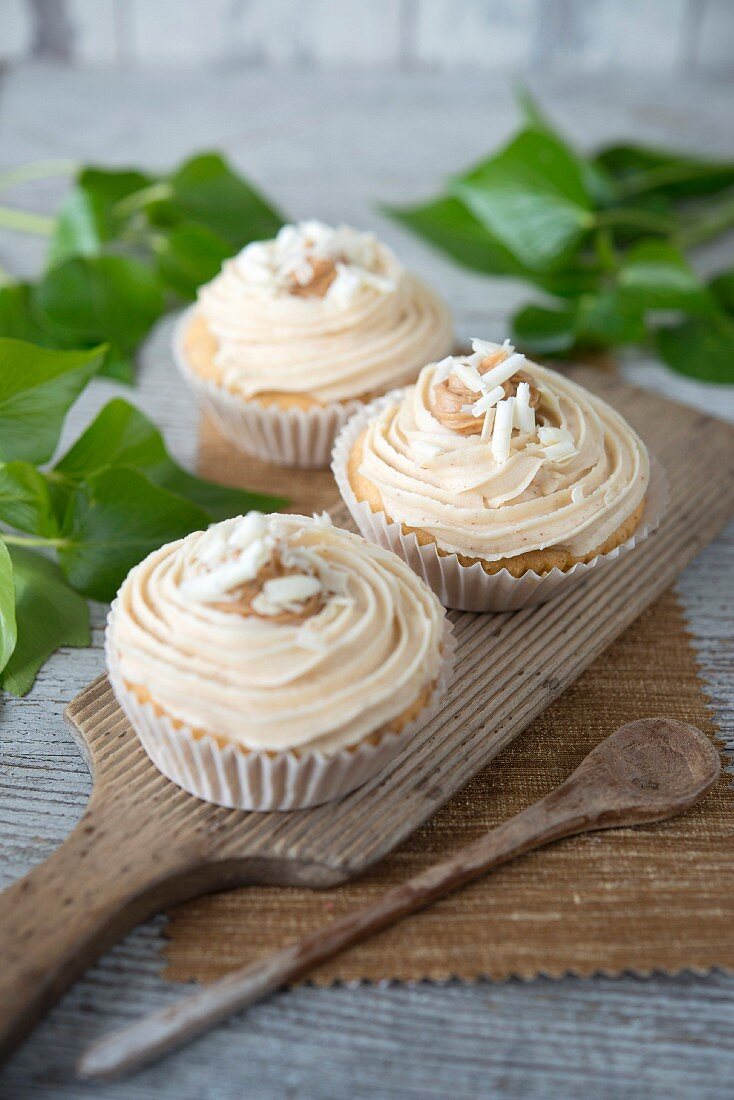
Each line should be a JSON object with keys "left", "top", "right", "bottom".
{"left": 1, "top": 0, "right": 732, "bottom": 74}
{"left": 0, "top": 58, "right": 733, "bottom": 1100}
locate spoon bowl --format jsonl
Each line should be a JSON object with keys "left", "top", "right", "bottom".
{"left": 558, "top": 717, "right": 721, "bottom": 828}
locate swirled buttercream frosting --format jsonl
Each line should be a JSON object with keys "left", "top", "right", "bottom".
{"left": 108, "top": 513, "right": 446, "bottom": 754}
{"left": 194, "top": 220, "right": 453, "bottom": 403}
{"left": 354, "top": 339, "right": 649, "bottom": 562}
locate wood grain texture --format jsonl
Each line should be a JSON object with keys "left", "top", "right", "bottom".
{"left": 1, "top": 370, "right": 733, "bottom": 1065}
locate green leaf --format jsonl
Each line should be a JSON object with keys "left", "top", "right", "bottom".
{"left": 0, "top": 461, "right": 58, "bottom": 536}
{"left": 515, "top": 88, "right": 618, "bottom": 207}
{"left": 1, "top": 546, "right": 89, "bottom": 696}
{"left": 47, "top": 186, "right": 111, "bottom": 266}
{"left": 385, "top": 195, "right": 598, "bottom": 296}
{"left": 35, "top": 255, "right": 165, "bottom": 383}
{"left": 0, "top": 540, "right": 16, "bottom": 674}
{"left": 513, "top": 288, "right": 645, "bottom": 355}
{"left": 155, "top": 222, "right": 231, "bottom": 299}
{"left": 512, "top": 302, "right": 577, "bottom": 355}
{"left": 453, "top": 128, "right": 595, "bottom": 271}
{"left": 596, "top": 143, "right": 734, "bottom": 200}
{"left": 655, "top": 312, "right": 734, "bottom": 384}
{"left": 0, "top": 283, "right": 62, "bottom": 345}
{"left": 48, "top": 167, "right": 159, "bottom": 269}
{"left": 0, "top": 339, "right": 104, "bottom": 463}
{"left": 516, "top": 86, "right": 554, "bottom": 134}
{"left": 385, "top": 194, "right": 530, "bottom": 277}
{"left": 167, "top": 153, "right": 283, "bottom": 248}
{"left": 574, "top": 288, "right": 646, "bottom": 348}
{"left": 59, "top": 466, "right": 209, "bottom": 601}
{"left": 161, "top": 464, "right": 287, "bottom": 522}
{"left": 79, "top": 166, "right": 155, "bottom": 210}
{"left": 53, "top": 398, "right": 172, "bottom": 480}
{"left": 54, "top": 398, "right": 287, "bottom": 519}
{"left": 710, "top": 270, "right": 734, "bottom": 315}
{"left": 618, "top": 239, "right": 714, "bottom": 314}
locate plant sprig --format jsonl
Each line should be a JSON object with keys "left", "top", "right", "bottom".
{"left": 385, "top": 92, "right": 734, "bottom": 383}
{"left": 0, "top": 152, "right": 284, "bottom": 382}
{"left": 0, "top": 153, "right": 289, "bottom": 695}
{"left": 0, "top": 338, "right": 286, "bottom": 695}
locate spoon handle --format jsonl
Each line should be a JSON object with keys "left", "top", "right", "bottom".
{"left": 79, "top": 792, "right": 591, "bottom": 1081}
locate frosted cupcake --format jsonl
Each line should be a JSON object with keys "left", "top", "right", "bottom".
{"left": 106, "top": 513, "right": 452, "bottom": 810}
{"left": 175, "top": 220, "right": 453, "bottom": 468}
{"left": 333, "top": 339, "right": 658, "bottom": 611}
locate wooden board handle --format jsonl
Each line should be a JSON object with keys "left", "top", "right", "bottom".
{"left": 0, "top": 791, "right": 199, "bottom": 1064}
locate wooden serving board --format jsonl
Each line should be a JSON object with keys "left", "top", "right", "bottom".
{"left": 1, "top": 370, "right": 733, "bottom": 1063}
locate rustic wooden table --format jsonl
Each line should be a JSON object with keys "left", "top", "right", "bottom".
{"left": 0, "top": 64, "right": 733, "bottom": 1100}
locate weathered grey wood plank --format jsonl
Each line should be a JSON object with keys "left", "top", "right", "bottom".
{"left": 8, "top": 0, "right": 734, "bottom": 78}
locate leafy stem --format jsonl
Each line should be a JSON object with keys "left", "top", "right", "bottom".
{"left": 0, "top": 159, "right": 78, "bottom": 195}
{"left": 594, "top": 207, "right": 677, "bottom": 234}
{"left": 0, "top": 206, "right": 55, "bottom": 236}
{"left": 593, "top": 229, "right": 617, "bottom": 274}
{"left": 616, "top": 162, "right": 732, "bottom": 198}
{"left": 113, "top": 181, "right": 173, "bottom": 219}
{"left": 676, "top": 197, "right": 734, "bottom": 250}
{"left": 1, "top": 533, "right": 68, "bottom": 549}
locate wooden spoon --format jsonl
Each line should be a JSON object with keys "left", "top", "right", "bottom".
{"left": 79, "top": 717, "right": 719, "bottom": 1081}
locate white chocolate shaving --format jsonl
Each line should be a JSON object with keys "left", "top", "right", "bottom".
{"left": 491, "top": 398, "right": 515, "bottom": 466}
{"left": 195, "top": 525, "right": 232, "bottom": 567}
{"left": 262, "top": 575, "right": 322, "bottom": 605}
{"left": 514, "top": 382, "right": 536, "bottom": 434}
{"left": 433, "top": 355, "right": 457, "bottom": 382}
{"left": 537, "top": 426, "right": 578, "bottom": 463}
{"left": 543, "top": 441, "right": 577, "bottom": 462}
{"left": 470, "top": 336, "right": 513, "bottom": 359}
{"left": 227, "top": 511, "right": 269, "bottom": 549}
{"left": 538, "top": 426, "right": 574, "bottom": 446}
{"left": 480, "top": 351, "right": 527, "bottom": 391}
{"left": 452, "top": 362, "right": 486, "bottom": 393}
{"left": 571, "top": 484, "right": 585, "bottom": 504}
{"left": 470, "top": 385, "right": 506, "bottom": 417}
{"left": 251, "top": 574, "right": 323, "bottom": 617}
{"left": 180, "top": 539, "right": 273, "bottom": 602}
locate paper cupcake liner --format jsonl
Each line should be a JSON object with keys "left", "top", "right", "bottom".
{"left": 105, "top": 608, "right": 455, "bottom": 812}
{"left": 172, "top": 307, "right": 364, "bottom": 469}
{"left": 331, "top": 393, "right": 669, "bottom": 613}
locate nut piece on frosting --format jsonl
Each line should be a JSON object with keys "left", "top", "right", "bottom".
{"left": 429, "top": 338, "right": 571, "bottom": 467}
{"left": 179, "top": 512, "right": 347, "bottom": 624}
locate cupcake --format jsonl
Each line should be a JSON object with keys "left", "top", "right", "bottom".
{"left": 333, "top": 338, "right": 659, "bottom": 612}
{"left": 105, "top": 512, "right": 452, "bottom": 810}
{"left": 174, "top": 220, "right": 453, "bottom": 468}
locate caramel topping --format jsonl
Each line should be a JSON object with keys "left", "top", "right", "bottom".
{"left": 211, "top": 552, "right": 324, "bottom": 623}
{"left": 430, "top": 354, "right": 540, "bottom": 436}
{"left": 289, "top": 256, "right": 339, "bottom": 298}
